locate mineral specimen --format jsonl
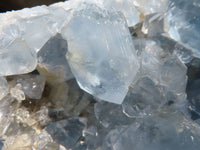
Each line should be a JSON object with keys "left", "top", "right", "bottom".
{"left": 0, "top": 0, "right": 200, "bottom": 150}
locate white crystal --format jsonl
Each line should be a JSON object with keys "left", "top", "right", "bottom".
{"left": 62, "top": 3, "right": 139, "bottom": 104}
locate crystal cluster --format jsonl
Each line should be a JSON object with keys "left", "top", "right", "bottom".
{"left": 0, "top": 0, "right": 200, "bottom": 150}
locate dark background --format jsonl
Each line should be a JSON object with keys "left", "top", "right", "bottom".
{"left": 0, "top": 0, "right": 64, "bottom": 12}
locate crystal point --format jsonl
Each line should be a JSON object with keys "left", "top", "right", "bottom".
{"left": 62, "top": 3, "right": 139, "bottom": 104}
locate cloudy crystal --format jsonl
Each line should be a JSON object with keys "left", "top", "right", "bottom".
{"left": 62, "top": 3, "right": 139, "bottom": 104}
